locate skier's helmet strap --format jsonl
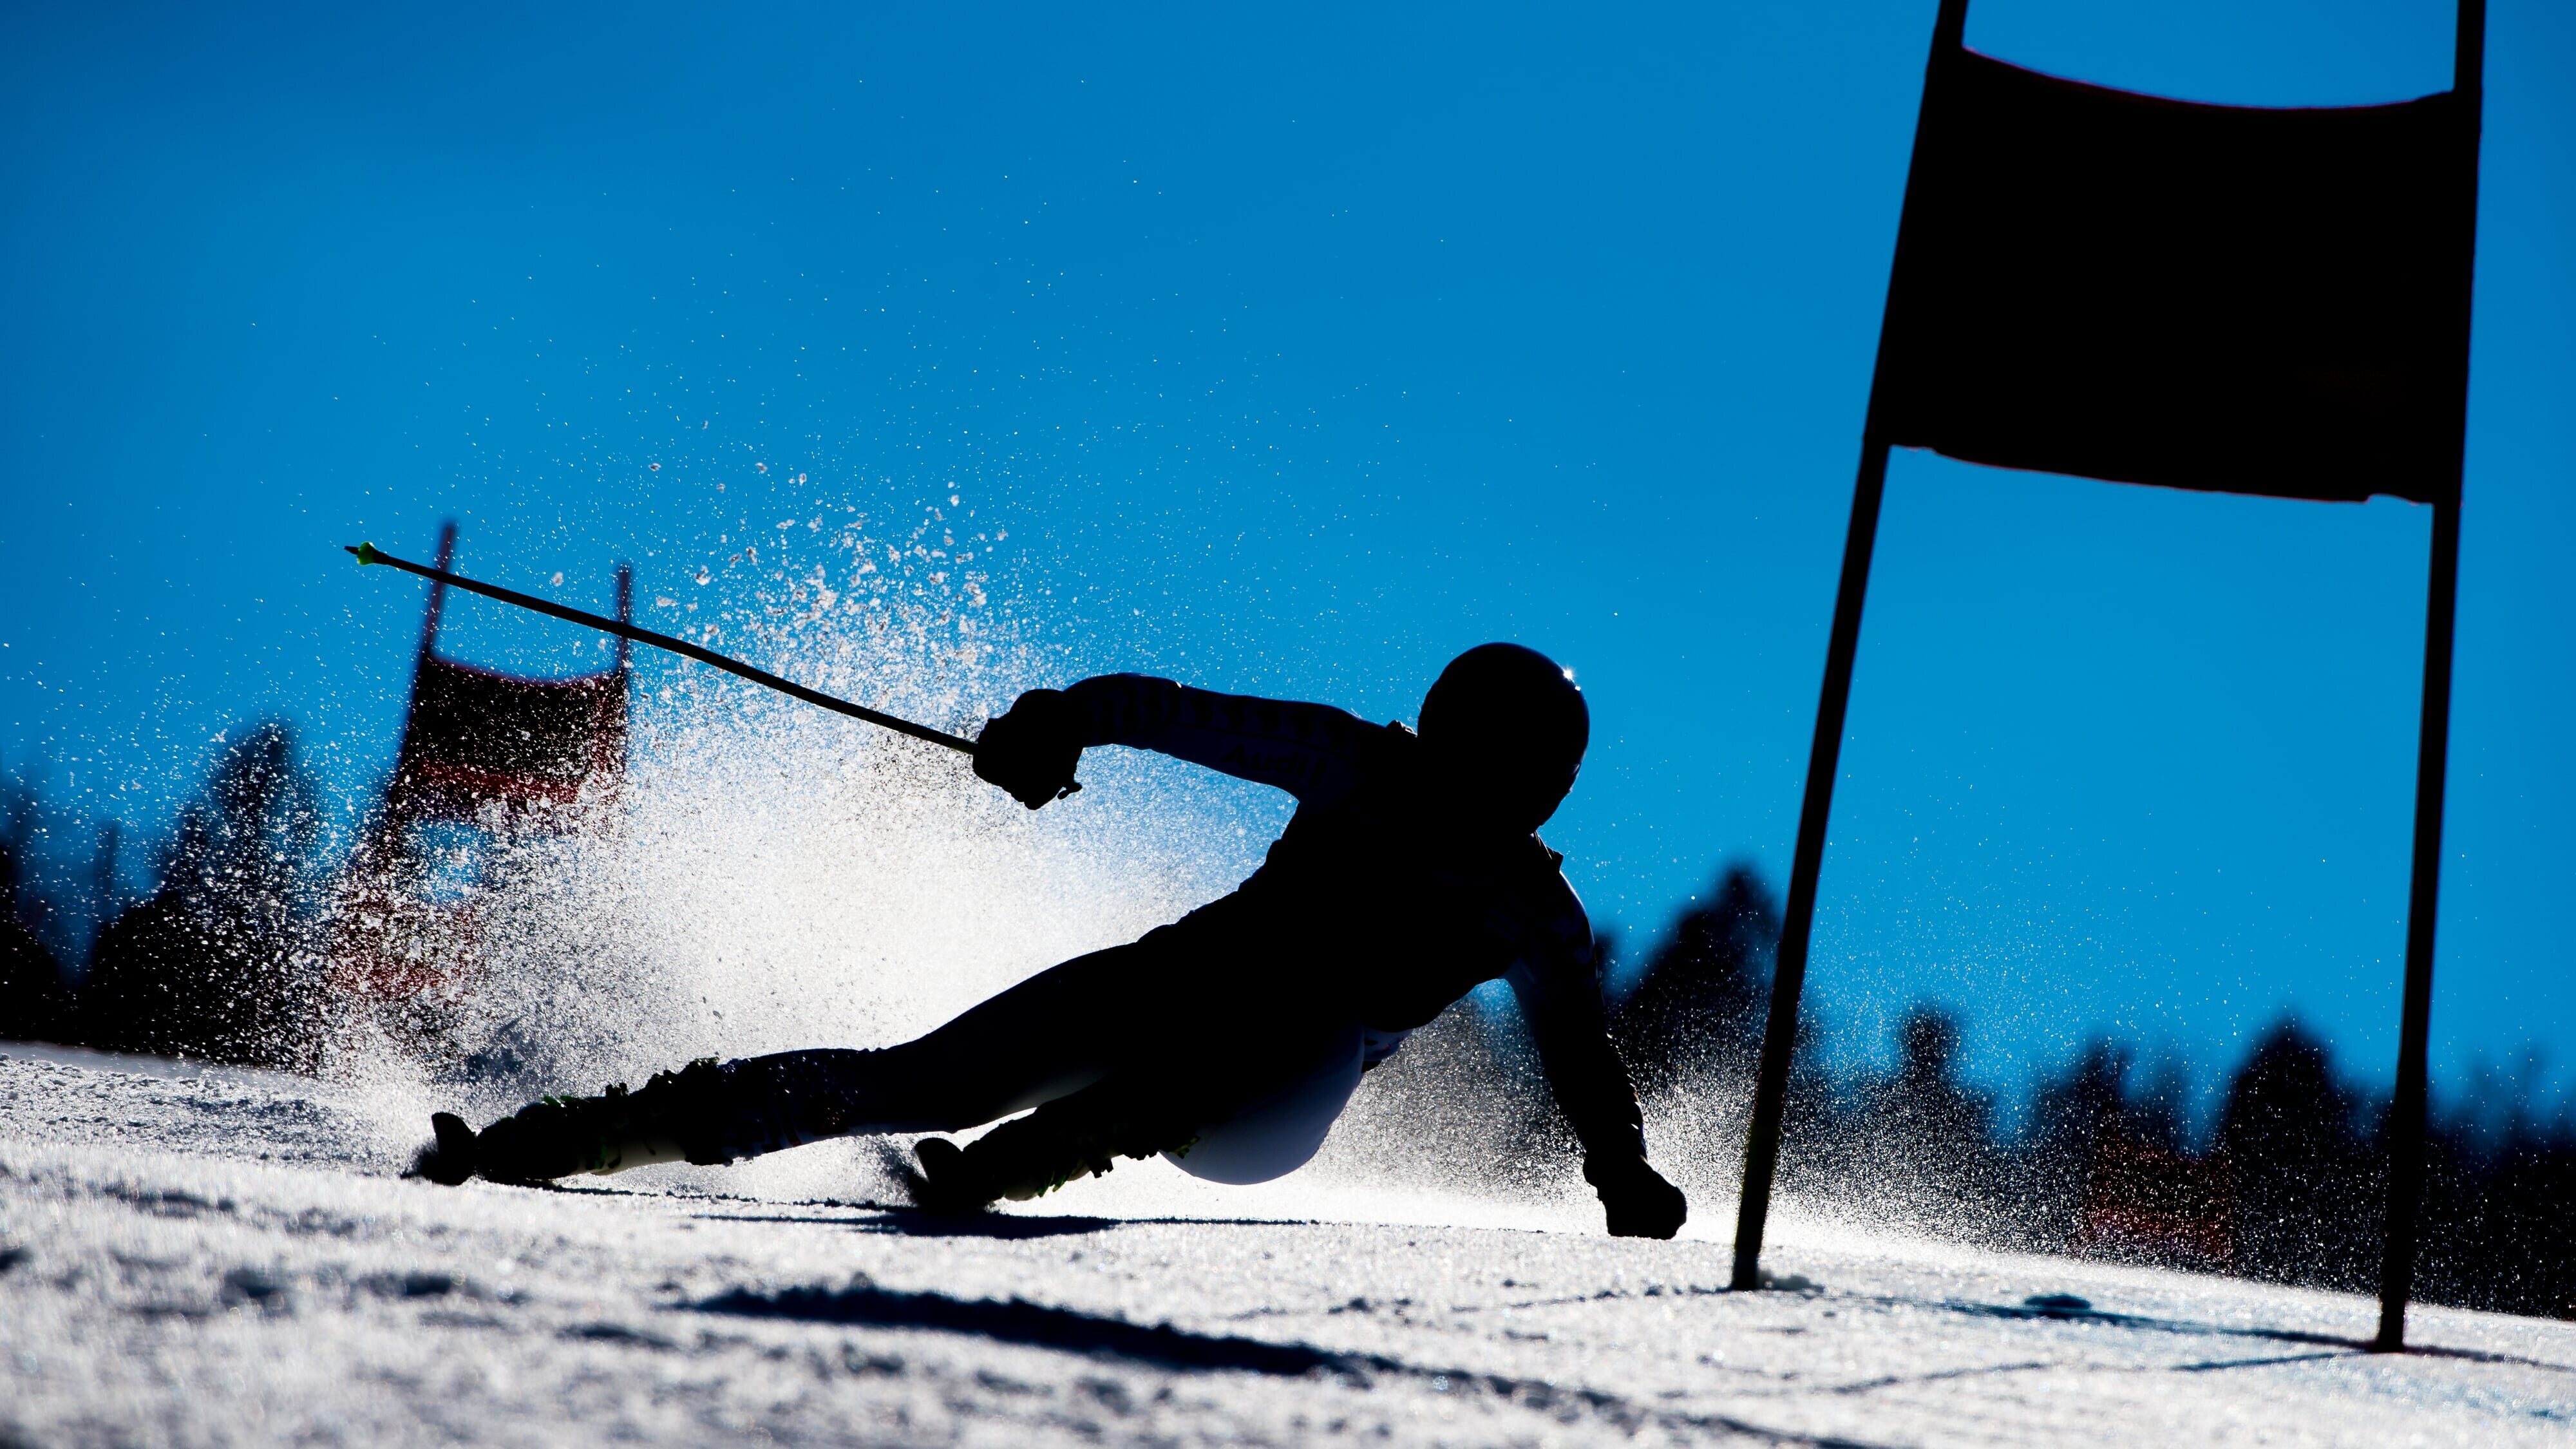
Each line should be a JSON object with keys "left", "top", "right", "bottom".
{"left": 1419, "top": 643, "right": 1590, "bottom": 831}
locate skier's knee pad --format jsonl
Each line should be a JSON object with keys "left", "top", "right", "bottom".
{"left": 1164, "top": 1022, "right": 1399, "bottom": 1185}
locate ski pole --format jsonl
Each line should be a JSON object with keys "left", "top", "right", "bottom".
{"left": 345, "top": 542, "right": 978, "bottom": 755}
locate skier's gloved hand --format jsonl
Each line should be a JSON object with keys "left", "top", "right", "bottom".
{"left": 974, "top": 688, "right": 1084, "bottom": 809}
{"left": 1586, "top": 1151, "right": 1687, "bottom": 1239}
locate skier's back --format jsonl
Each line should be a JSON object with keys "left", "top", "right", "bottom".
{"left": 418, "top": 643, "right": 1688, "bottom": 1238}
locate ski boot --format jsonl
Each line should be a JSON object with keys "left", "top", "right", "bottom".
{"left": 412, "top": 1057, "right": 739, "bottom": 1186}
{"left": 908, "top": 1077, "right": 1200, "bottom": 1213}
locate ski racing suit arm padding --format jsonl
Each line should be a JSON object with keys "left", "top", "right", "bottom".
{"left": 1501, "top": 869, "right": 1650, "bottom": 1165}
{"left": 1060, "top": 674, "right": 1376, "bottom": 805}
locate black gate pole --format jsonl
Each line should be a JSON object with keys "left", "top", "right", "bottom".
{"left": 1730, "top": 439, "right": 1892, "bottom": 1291}
{"left": 1729, "top": 0, "right": 1965, "bottom": 1293}
{"left": 2374, "top": 498, "right": 2462, "bottom": 1353}
{"left": 2374, "top": 0, "right": 2482, "bottom": 1354}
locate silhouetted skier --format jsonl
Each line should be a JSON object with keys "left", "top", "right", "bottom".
{"left": 415, "top": 643, "right": 1687, "bottom": 1238}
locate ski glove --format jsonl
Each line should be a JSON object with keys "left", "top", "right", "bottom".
{"left": 974, "top": 688, "right": 1085, "bottom": 809}
{"left": 1586, "top": 1151, "right": 1687, "bottom": 1240}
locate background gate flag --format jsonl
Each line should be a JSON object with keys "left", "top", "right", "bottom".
{"left": 1876, "top": 43, "right": 2476, "bottom": 505}
{"left": 1729, "top": 0, "right": 2485, "bottom": 1354}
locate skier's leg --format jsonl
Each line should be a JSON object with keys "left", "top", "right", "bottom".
{"left": 720, "top": 934, "right": 1173, "bottom": 1139}
{"left": 429, "top": 931, "right": 1188, "bottom": 1185}
{"left": 913, "top": 1005, "right": 1378, "bottom": 1210}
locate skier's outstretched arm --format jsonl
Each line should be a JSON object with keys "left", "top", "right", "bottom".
{"left": 976, "top": 673, "right": 1376, "bottom": 808}
{"left": 1503, "top": 889, "right": 1688, "bottom": 1239}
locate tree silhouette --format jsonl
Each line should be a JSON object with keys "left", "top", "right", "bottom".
{"left": 0, "top": 822, "right": 73, "bottom": 1043}
{"left": 77, "top": 722, "right": 324, "bottom": 1067}
{"left": 1609, "top": 863, "right": 1779, "bottom": 1097}
{"left": 2021, "top": 1039, "right": 2130, "bottom": 1245}
{"left": 2216, "top": 1021, "right": 2380, "bottom": 1292}
{"left": 1814, "top": 1006, "right": 2008, "bottom": 1238}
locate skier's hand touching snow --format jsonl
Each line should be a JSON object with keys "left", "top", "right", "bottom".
{"left": 975, "top": 689, "right": 1084, "bottom": 808}
{"left": 1587, "top": 1152, "right": 1687, "bottom": 1239}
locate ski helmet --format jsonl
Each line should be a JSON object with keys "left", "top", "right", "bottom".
{"left": 1417, "top": 643, "right": 1590, "bottom": 831}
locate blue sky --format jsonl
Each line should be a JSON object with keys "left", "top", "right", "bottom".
{"left": 1, "top": 1, "right": 2566, "bottom": 1107}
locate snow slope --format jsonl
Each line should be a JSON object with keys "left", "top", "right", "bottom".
{"left": 4, "top": 1045, "right": 2571, "bottom": 1447}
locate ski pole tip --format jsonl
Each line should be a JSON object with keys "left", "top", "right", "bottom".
{"left": 346, "top": 542, "right": 383, "bottom": 567}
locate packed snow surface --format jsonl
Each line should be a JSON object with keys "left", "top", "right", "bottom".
{"left": 5, "top": 1045, "right": 2572, "bottom": 1447}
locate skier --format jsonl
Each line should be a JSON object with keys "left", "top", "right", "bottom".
{"left": 414, "top": 643, "right": 1688, "bottom": 1238}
